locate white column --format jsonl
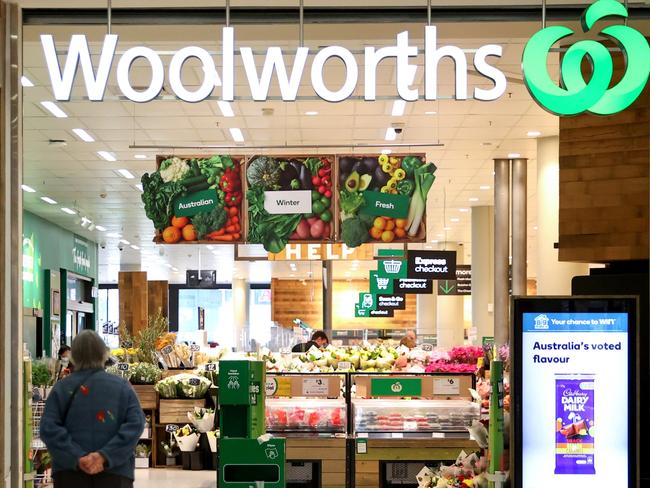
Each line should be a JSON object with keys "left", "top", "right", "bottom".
{"left": 416, "top": 292, "right": 436, "bottom": 338}
{"left": 232, "top": 278, "right": 249, "bottom": 350}
{"left": 471, "top": 206, "right": 494, "bottom": 343}
{"left": 536, "top": 137, "right": 589, "bottom": 295}
{"left": 436, "top": 243, "right": 465, "bottom": 348}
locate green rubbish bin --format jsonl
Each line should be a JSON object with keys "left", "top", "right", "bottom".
{"left": 218, "top": 437, "right": 286, "bottom": 488}
{"left": 218, "top": 360, "right": 266, "bottom": 439}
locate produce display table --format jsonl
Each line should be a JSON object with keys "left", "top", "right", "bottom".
{"left": 354, "top": 438, "right": 479, "bottom": 487}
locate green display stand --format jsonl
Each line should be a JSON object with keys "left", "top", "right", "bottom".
{"left": 218, "top": 438, "right": 286, "bottom": 488}
{"left": 217, "top": 360, "right": 285, "bottom": 487}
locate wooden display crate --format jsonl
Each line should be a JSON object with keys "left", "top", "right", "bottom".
{"left": 354, "top": 438, "right": 479, "bottom": 488}
{"left": 286, "top": 437, "right": 347, "bottom": 488}
{"left": 159, "top": 399, "right": 206, "bottom": 424}
{"left": 132, "top": 384, "right": 157, "bottom": 410}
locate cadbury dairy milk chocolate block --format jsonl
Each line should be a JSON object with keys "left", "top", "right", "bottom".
{"left": 554, "top": 374, "right": 596, "bottom": 475}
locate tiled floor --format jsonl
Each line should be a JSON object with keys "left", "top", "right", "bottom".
{"left": 134, "top": 469, "right": 215, "bottom": 487}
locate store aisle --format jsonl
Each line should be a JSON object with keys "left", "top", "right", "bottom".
{"left": 134, "top": 469, "right": 215, "bottom": 487}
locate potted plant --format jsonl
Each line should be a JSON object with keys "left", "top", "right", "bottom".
{"left": 160, "top": 440, "right": 179, "bottom": 466}
{"left": 134, "top": 443, "right": 151, "bottom": 468}
{"left": 32, "top": 360, "right": 52, "bottom": 400}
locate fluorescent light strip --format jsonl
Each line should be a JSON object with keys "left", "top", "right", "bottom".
{"left": 134, "top": 154, "right": 148, "bottom": 159}
{"left": 21, "top": 184, "right": 36, "bottom": 193}
{"left": 391, "top": 99, "right": 406, "bottom": 117}
{"left": 72, "top": 128, "right": 95, "bottom": 142}
{"left": 217, "top": 100, "right": 235, "bottom": 117}
{"left": 305, "top": 111, "right": 318, "bottom": 116}
{"left": 106, "top": 232, "right": 121, "bottom": 238}
{"left": 130, "top": 244, "right": 140, "bottom": 250}
{"left": 469, "top": 197, "right": 479, "bottom": 202}
{"left": 450, "top": 218, "right": 460, "bottom": 223}
{"left": 95, "top": 225, "right": 107, "bottom": 232}
{"left": 385, "top": 128, "right": 397, "bottom": 141}
{"left": 97, "top": 151, "right": 117, "bottom": 162}
{"left": 424, "top": 111, "right": 437, "bottom": 115}
{"left": 508, "top": 153, "right": 521, "bottom": 158}
{"left": 40, "top": 101, "right": 68, "bottom": 118}
{"left": 479, "top": 185, "right": 490, "bottom": 190}
{"left": 381, "top": 149, "right": 392, "bottom": 154}
{"left": 41, "top": 196, "right": 57, "bottom": 204}
{"left": 61, "top": 207, "right": 76, "bottom": 215}
{"left": 229, "top": 127, "right": 245, "bottom": 142}
{"left": 21, "top": 76, "right": 34, "bottom": 87}
{"left": 119, "top": 239, "right": 130, "bottom": 245}
{"left": 117, "top": 169, "right": 135, "bottom": 179}
{"left": 459, "top": 208, "right": 469, "bottom": 213}
{"left": 527, "top": 131, "right": 541, "bottom": 137}
{"left": 134, "top": 183, "right": 143, "bottom": 192}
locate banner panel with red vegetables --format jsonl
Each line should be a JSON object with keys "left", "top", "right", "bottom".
{"left": 338, "top": 154, "right": 435, "bottom": 247}
{"left": 245, "top": 155, "right": 336, "bottom": 253}
{"left": 141, "top": 155, "right": 244, "bottom": 244}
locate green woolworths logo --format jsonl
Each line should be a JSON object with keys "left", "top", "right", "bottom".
{"left": 523, "top": 0, "right": 650, "bottom": 116}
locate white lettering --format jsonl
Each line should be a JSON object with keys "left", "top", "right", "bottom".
{"left": 240, "top": 46, "right": 309, "bottom": 101}
{"left": 284, "top": 245, "right": 301, "bottom": 260}
{"left": 473, "top": 44, "right": 506, "bottom": 101}
{"left": 396, "top": 31, "right": 419, "bottom": 102}
{"left": 117, "top": 46, "right": 164, "bottom": 103}
{"left": 307, "top": 244, "right": 320, "bottom": 260}
{"left": 311, "top": 46, "right": 358, "bottom": 102}
{"left": 222, "top": 27, "right": 234, "bottom": 101}
{"left": 169, "top": 46, "right": 218, "bottom": 103}
{"left": 425, "top": 26, "right": 467, "bottom": 100}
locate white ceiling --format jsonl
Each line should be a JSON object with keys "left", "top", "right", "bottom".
{"left": 19, "top": 13, "right": 579, "bottom": 283}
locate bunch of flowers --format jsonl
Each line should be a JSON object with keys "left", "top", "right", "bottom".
{"left": 448, "top": 346, "right": 484, "bottom": 364}
{"left": 425, "top": 361, "right": 477, "bottom": 374}
{"left": 417, "top": 451, "right": 488, "bottom": 488}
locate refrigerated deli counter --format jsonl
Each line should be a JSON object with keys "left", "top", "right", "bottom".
{"left": 265, "top": 372, "right": 479, "bottom": 488}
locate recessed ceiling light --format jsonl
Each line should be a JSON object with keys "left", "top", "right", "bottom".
{"left": 508, "top": 153, "right": 521, "bottom": 158}
{"left": 116, "top": 169, "right": 135, "bottom": 179}
{"left": 424, "top": 111, "right": 437, "bottom": 115}
{"left": 229, "top": 127, "right": 245, "bottom": 142}
{"left": 305, "top": 111, "right": 318, "bottom": 116}
{"left": 172, "top": 267, "right": 179, "bottom": 272}
{"left": 61, "top": 207, "right": 76, "bottom": 215}
{"left": 21, "top": 76, "right": 34, "bottom": 87}
{"left": 97, "top": 151, "right": 117, "bottom": 162}
{"left": 134, "top": 154, "right": 148, "bottom": 159}
{"left": 385, "top": 128, "right": 397, "bottom": 141}
{"left": 430, "top": 239, "right": 439, "bottom": 244}
{"left": 481, "top": 141, "right": 492, "bottom": 147}
{"left": 289, "top": 273, "right": 295, "bottom": 278}
{"left": 41, "top": 196, "right": 57, "bottom": 204}
{"left": 479, "top": 185, "right": 490, "bottom": 190}
{"left": 40, "top": 101, "right": 67, "bottom": 118}
{"left": 459, "top": 208, "right": 469, "bottom": 213}
{"left": 533, "top": 226, "right": 538, "bottom": 231}
{"left": 80, "top": 216, "right": 92, "bottom": 227}
{"left": 450, "top": 218, "right": 460, "bottom": 223}
{"left": 444, "top": 226, "right": 452, "bottom": 231}
{"left": 130, "top": 244, "right": 140, "bottom": 250}
{"left": 134, "top": 183, "right": 143, "bottom": 192}
{"left": 95, "top": 225, "right": 107, "bottom": 232}
{"left": 21, "top": 184, "right": 36, "bottom": 193}
{"left": 206, "top": 245, "right": 215, "bottom": 250}
{"left": 217, "top": 100, "right": 235, "bottom": 117}
{"left": 72, "top": 128, "right": 95, "bottom": 142}
{"left": 527, "top": 131, "right": 542, "bottom": 137}
{"left": 436, "top": 233, "right": 444, "bottom": 238}
{"left": 106, "top": 232, "right": 121, "bottom": 238}
{"left": 381, "top": 149, "right": 392, "bottom": 154}
{"left": 391, "top": 99, "right": 406, "bottom": 117}
{"left": 119, "top": 239, "right": 130, "bottom": 245}
{"left": 469, "top": 197, "right": 479, "bottom": 202}
{"left": 165, "top": 263, "right": 173, "bottom": 268}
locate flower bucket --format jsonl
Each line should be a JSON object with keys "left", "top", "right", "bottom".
{"left": 207, "top": 433, "right": 218, "bottom": 453}
{"left": 187, "top": 408, "right": 215, "bottom": 433}
{"left": 174, "top": 432, "right": 200, "bottom": 452}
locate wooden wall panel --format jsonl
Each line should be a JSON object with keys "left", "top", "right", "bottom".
{"left": 558, "top": 50, "right": 649, "bottom": 262}
{"left": 147, "top": 280, "right": 168, "bottom": 318}
{"left": 271, "top": 279, "right": 417, "bottom": 330}
{"left": 118, "top": 271, "right": 148, "bottom": 336}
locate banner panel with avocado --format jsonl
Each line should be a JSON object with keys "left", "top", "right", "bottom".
{"left": 141, "top": 155, "right": 244, "bottom": 244}
{"left": 338, "top": 154, "right": 435, "bottom": 247}
{"left": 246, "top": 155, "right": 335, "bottom": 253}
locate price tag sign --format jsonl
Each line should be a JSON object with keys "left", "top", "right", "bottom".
{"left": 403, "top": 421, "right": 417, "bottom": 431}
{"left": 302, "top": 377, "right": 329, "bottom": 396}
{"left": 391, "top": 432, "right": 404, "bottom": 438}
{"left": 190, "top": 344, "right": 201, "bottom": 352}
{"left": 161, "top": 345, "right": 174, "bottom": 355}
{"left": 421, "top": 343, "right": 434, "bottom": 352}
{"left": 337, "top": 361, "right": 352, "bottom": 370}
{"left": 189, "top": 378, "right": 200, "bottom": 386}
{"left": 117, "top": 363, "right": 130, "bottom": 371}
{"left": 205, "top": 363, "right": 217, "bottom": 371}
{"left": 433, "top": 377, "right": 460, "bottom": 395}
{"left": 166, "top": 424, "right": 179, "bottom": 433}
{"left": 431, "top": 432, "right": 445, "bottom": 439}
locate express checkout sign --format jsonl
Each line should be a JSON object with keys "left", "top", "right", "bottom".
{"left": 513, "top": 297, "right": 638, "bottom": 488}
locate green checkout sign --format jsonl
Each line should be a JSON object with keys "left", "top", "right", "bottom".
{"left": 360, "top": 191, "right": 409, "bottom": 219}
{"left": 174, "top": 188, "right": 218, "bottom": 217}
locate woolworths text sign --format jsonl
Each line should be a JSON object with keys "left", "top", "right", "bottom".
{"left": 40, "top": 1, "right": 649, "bottom": 115}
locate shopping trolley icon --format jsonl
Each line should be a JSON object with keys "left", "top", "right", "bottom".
{"left": 383, "top": 260, "right": 402, "bottom": 274}
{"left": 376, "top": 277, "right": 390, "bottom": 290}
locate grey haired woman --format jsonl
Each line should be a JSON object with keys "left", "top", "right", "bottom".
{"left": 40, "top": 330, "right": 145, "bottom": 488}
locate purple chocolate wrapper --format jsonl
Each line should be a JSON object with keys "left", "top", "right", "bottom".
{"left": 554, "top": 376, "right": 595, "bottom": 475}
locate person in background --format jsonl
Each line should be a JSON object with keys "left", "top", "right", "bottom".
{"left": 399, "top": 329, "right": 417, "bottom": 349}
{"left": 41, "top": 330, "right": 145, "bottom": 488}
{"left": 57, "top": 345, "right": 73, "bottom": 380}
{"left": 291, "top": 330, "right": 329, "bottom": 353}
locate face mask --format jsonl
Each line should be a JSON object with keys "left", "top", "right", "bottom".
{"left": 60, "top": 357, "right": 69, "bottom": 367}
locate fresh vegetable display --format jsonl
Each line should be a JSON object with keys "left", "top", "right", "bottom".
{"left": 246, "top": 155, "right": 334, "bottom": 253}
{"left": 338, "top": 154, "right": 436, "bottom": 247}
{"left": 140, "top": 154, "right": 243, "bottom": 243}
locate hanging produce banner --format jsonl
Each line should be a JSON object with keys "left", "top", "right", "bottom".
{"left": 407, "top": 250, "right": 457, "bottom": 280}
{"left": 142, "top": 155, "right": 244, "bottom": 244}
{"left": 377, "top": 258, "right": 408, "bottom": 279}
{"left": 376, "top": 294, "right": 406, "bottom": 310}
{"left": 394, "top": 278, "right": 434, "bottom": 294}
{"left": 268, "top": 243, "right": 374, "bottom": 261}
{"left": 338, "top": 154, "right": 435, "bottom": 247}
{"left": 246, "top": 155, "right": 335, "bottom": 253}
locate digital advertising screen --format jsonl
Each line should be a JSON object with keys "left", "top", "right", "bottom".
{"left": 513, "top": 297, "right": 638, "bottom": 488}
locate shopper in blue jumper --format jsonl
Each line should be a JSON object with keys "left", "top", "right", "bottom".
{"left": 41, "top": 330, "right": 145, "bottom": 488}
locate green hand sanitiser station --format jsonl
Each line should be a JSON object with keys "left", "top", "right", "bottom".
{"left": 218, "top": 360, "right": 286, "bottom": 487}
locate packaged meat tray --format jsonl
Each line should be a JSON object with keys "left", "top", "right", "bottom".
{"left": 266, "top": 398, "right": 347, "bottom": 433}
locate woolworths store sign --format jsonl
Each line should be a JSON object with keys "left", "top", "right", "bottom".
{"left": 40, "top": 0, "right": 649, "bottom": 115}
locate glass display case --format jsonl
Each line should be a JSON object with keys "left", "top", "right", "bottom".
{"left": 266, "top": 398, "right": 347, "bottom": 434}
{"left": 352, "top": 398, "right": 479, "bottom": 435}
